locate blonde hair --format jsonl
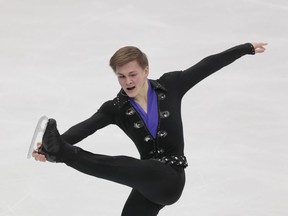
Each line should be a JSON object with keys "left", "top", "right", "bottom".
{"left": 109, "top": 46, "right": 149, "bottom": 72}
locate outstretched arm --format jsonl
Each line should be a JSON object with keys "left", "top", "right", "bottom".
{"left": 172, "top": 42, "right": 268, "bottom": 96}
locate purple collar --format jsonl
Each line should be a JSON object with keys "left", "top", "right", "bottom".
{"left": 130, "top": 81, "right": 159, "bottom": 138}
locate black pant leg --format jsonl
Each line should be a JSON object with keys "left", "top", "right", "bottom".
{"left": 121, "top": 189, "right": 164, "bottom": 216}
{"left": 64, "top": 147, "right": 185, "bottom": 205}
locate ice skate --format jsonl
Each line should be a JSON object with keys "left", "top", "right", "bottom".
{"left": 38, "top": 118, "right": 64, "bottom": 162}
{"left": 27, "top": 116, "right": 49, "bottom": 159}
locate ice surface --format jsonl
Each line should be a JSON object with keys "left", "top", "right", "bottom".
{"left": 0, "top": 0, "right": 287, "bottom": 215}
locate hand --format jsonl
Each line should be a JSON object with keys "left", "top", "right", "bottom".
{"left": 252, "top": 42, "right": 268, "bottom": 54}
{"left": 32, "top": 142, "right": 47, "bottom": 162}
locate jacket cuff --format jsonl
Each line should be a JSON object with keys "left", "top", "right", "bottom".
{"left": 248, "top": 43, "right": 256, "bottom": 55}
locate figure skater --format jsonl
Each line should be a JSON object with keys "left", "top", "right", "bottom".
{"left": 32, "top": 42, "right": 267, "bottom": 215}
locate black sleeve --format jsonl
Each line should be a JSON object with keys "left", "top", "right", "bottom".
{"left": 161, "top": 43, "right": 255, "bottom": 96}
{"left": 60, "top": 100, "right": 116, "bottom": 145}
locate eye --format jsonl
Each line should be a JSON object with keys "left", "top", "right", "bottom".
{"left": 118, "top": 75, "right": 125, "bottom": 79}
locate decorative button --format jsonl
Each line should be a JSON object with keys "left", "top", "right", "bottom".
{"left": 144, "top": 135, "right": 153, "bottom": 142}
{"left": 149, "top": 148, "right": 164, "bottom": 156}
{"left": 160, "top": 111, "right": 170, "bottom": 118}
{"left": 157, "top": 131, "right": 167, "bottom": 138}
{"left": 133, "top": 121, "right": 144, "bottom": 129}
{"left": 126, "top": 107, "right": 135, "bottom": 115}
{"left": 157, "top": 148, "right": 164, "bottom": 154}
{"left": 158, "top": 93, "right": 166, "bottom": 100}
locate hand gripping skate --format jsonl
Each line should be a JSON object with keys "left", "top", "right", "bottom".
{"left": 27, "top": 116, "right": 49, "bottom": 159}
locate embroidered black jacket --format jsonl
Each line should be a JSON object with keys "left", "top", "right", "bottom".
{"left": 61, "top": 43, "right": 255, "bottom": 160}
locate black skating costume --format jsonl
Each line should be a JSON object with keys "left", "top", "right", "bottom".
{"left": 55, "top": 43, "right": 255, "bottom": 216}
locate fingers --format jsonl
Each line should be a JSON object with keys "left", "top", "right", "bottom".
{"left": 252, "top": 42, "right": 268, "bottom": 54}
{"left": 32, "top": 142, "right": 47, "bottom": 162}
{"left": 36, "top": 142, "right": 42, "bottom": 150}
{"left": 32, "top": 151, "right": 47, "bottom": 162}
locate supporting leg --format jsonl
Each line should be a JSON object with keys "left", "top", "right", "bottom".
{"left": 121, "top": 189, "right": 164, "bottom": 216}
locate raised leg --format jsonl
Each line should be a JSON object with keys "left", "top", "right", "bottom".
{"left": 40, "top": 118, "right": 185, "bottom": 206}
{"left": 65, "top": 148, "right": 185, "bottom": 205}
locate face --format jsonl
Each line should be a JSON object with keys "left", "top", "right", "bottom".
{"left": 116, "top": 60, "right": 149, "bottom": 99}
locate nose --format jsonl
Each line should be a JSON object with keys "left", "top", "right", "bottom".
{"left": 126, "top": 77, "right": 132, "bottom": 85}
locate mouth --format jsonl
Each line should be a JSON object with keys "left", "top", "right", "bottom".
{"left": 126, "top": 86, "right": 136, "bottom": 91}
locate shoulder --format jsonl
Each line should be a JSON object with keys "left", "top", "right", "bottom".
{"left": 98, "top": 90, "right": 130, "bottom": 111}
{"left": 98, "top": 100, "right": 114, "bottom": 111}
{"left": 155, "top": 71, "right": 183, "bottom": 88}
{"left": 97, "top": 90, "right": 130, "bottom": 115}
{"left": 158, "top": 71, "right": 182, "bottom": 80}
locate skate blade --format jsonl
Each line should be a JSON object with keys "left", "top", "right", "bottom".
{"left": 27, "top": 116, "right": 49, "bottom": 159}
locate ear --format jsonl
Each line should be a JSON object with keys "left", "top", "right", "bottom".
{"left": 144, "top": 66, "right": 149, "bottom": 76}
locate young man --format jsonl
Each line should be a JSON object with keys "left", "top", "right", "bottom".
{"left": 33, "top": 42, "right": 267, "bottom": 215}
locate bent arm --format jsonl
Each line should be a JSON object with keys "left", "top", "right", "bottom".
{"left": 61, "top": 100, "right": 115, "bottom": 145}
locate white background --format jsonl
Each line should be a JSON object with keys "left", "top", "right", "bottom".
{"left": 0, "top": 0, "right": 287, "bottom": 215}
